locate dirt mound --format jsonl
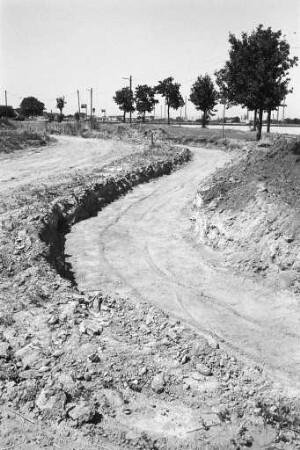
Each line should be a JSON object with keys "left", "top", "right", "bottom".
{"left": 194, "top": 135, "right": 300, "bottom": 291}
{"left": 0, "top": 128, "right": 51, "bottom": 153}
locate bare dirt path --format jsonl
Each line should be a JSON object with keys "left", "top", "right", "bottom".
{"left": 66, "top": 146, "right": 300, "bottom": 396}
{"left": 0, "top": 135, "right": 141, "bottom": 191}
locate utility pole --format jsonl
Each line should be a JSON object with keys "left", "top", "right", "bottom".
{"left": 90, "top": 88, "right": 93, "bottom": 120}
{"left": 185, "top": 96, "right": 187, "bottom": 121}
{"left": 77, "top": 90, "right": 81, "bottom": 117}
{"left": 129, "top": 76, "right": 132, "bottom": 123}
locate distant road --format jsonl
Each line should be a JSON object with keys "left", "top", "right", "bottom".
{"left": 182, "top": 124, "right": 300, "bottom": 136}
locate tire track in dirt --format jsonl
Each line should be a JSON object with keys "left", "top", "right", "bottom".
{"left": 66, "top": 147, "right": 300, "bottom": 394}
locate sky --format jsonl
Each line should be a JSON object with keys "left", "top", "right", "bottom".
{"left": 1, "top": 0, "right": 299, "bottom": 119}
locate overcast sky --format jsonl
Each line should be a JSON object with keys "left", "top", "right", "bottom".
{"left": 1, "top": 0, "right": 299, "bottom": 119}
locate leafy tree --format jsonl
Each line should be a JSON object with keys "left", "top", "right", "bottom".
{"left": 216, "top": 25, "right": 298, "bottom": 140}
{"left": 189, "top": 75, "right": 218, "bottom": 128}
{"left": 56, "top": 96, "right": 66, "bottom": 118}
{"left": 113, "top": 87, "right": 135, "bottom": 122}
{"left": 135, "top": 85, "right": 158, "bottom": 122}
{"left": 20, "top": 96, "right": 45, "bottom": 117}
{"left": 0, "top": 106, "right": 16, "bottom": 119}
{"left": 155, "top": 77, "right": 184, "bottom": 125}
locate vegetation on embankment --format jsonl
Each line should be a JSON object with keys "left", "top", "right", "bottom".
{"left": 0, "top": 119, "right": 51, "bottom": 153}
{"left": 80, "top": 122, "right": 256, "bottom": 147}
{"left": 195, "top": 135, "right": 300, "bottom": 291}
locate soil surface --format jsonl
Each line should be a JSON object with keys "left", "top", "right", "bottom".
{"left": 66, "top": 146, "right": 300, "bottom": 396}
{"left": 0, "top": 135, "right": 143, "bottom": 191}
{"left": 1, "top": 133, "right": 300, "bottom": 449}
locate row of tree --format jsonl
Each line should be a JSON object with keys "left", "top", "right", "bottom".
{"left": 0, "top": 96, "right": 67, "bottom": 120}
{"left": 113, "top": 25, "right": 298, "bottom": 140}
{"left": 113, "top": 77, "right": 185, "bottom": 124}
{"left": 1, "top": 25, "right": 297, "bottom": 140}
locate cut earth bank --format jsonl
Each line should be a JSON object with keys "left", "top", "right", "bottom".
{"left": 0, "top": 131, "right": 300, "bottom": 449}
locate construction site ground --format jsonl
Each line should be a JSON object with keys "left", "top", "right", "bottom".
{"left": 0, "top": 126, "right": 300, "bottom": 449}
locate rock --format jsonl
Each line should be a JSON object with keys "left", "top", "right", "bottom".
{"left": 139, "top": 366, "right": 147, "bottom": 376}
{"left": 88, "top": 352, "right": 101, "bottom": 363}
{"left": 0, "top": 342, "right": 10, "bottom": 359}
{"left": 36, "top": 388, "right": 67, "bottom": 415}
{"left": 19, "top": 369, "right": 42, "bottom": 379}
{"left": 92, "top": 297, "right": 102, "bottom": 312}
{"left": 15, "top": 344, "right": 42, "bottom": 369}
{"left": 151, "top": 373, "right": 165, "bottom": 393}
{"left": 79, "top": 319, "right": 103, "bottom": 336}
{"left": 196, "top": 363, "right": 212, "bottom": 377}
{"left": 56, "top": 372, "right": 76, "bottom": 391}
{"left": 180, "top": 354, "right": 189, "bottom": 364}
{"left": 68, "top": 402, "right": 96, "bottom": 425}
{"left": 104, "top": 389, "right": 124, "bottom": 407}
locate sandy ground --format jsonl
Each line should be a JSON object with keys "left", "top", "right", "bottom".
{"left": 66, "top": 146, "right": 300, "bottom": 396}
{"left": 0, "top": 135, "right": 141, "bottom": 192}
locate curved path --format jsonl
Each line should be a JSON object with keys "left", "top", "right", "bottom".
{"left": 0, "top": 135, "right": 142, "bottom": 192}
{"left": 66, "top": 147, "right": 300, "bottom": 395}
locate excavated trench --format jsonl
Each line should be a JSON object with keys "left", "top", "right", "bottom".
{"left": 39, "top": 148, "right": 192, "bottom": 283}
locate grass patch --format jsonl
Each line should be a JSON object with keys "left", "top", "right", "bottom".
{"left": 0, "top": 128, "right": 50, "bottom": 153}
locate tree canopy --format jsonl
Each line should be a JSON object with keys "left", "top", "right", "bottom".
{"left": 20, "top": 96, "right": 45, "bottom": 117}
{"left": 155, "top": 77, "right": 184, "bottom": 124}
{"left": 216, "top": 24, "right": 298, "bottom": 139}
{"left": 0, "top": 106, "right": 16, "bottom": 119}
{"left": 189, "top": 75, "right": 218, "bottom": 128}
{"left": 56, "top": 97, "right": 66, "bottom": 115}
{"left": 135, "top": 85, "right": 158, "bottom": 122}
{"left": 113, "top": 87, "right": 135, "bottom": 122}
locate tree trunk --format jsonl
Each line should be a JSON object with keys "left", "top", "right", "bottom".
{"left": 123, "top": 111, "right": 126, "bottom": 123}
{"left": 252, "top": 109, "right": 257, "bottom": 131}
{"left": 167, "top": 104, "right": 170, "bottom": 125}
{"left": 142, "top": 112, "right": 146, "bottom": 123}
{"left": 256, "top": 108, "right": 263, "bottom": 140}
{"left": 201, "top": 110, "right": 206, "bottom": 128}
{"left": 266, "top": 109, "right": 271, "bottom": 133}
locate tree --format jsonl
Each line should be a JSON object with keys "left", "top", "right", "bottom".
{"left": 216, "top": 25, "right": 298, "bottom": 140}
{"left": 56, "top": 96, "right": 66, "bottom": 119}
{"left": 20, "top": 96, "right": 45, "bottom": 117}
{"left": 113, "top": 87, "right": 135, "bottom": 122}
{"left": 0, "top": 106, "right": 16, "bottom": 119}
{"left": 134, "top": 85, "right": 158, "bottom": 122}
{"left": 155, "top": 77, "right": 184, "bottom": 125}
{"left": 189, "top": 75, "right": 218, "bottom": 128}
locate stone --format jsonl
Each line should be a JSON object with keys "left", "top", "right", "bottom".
{"left": 19, "top": 369, "right": 42, "bottom": 379}
{"left": 68, "top": 402, "right": 96, "bottom": 425}
{"left": 56, "top": 372, "right": 76, "bottom": 391}
{"left": 196, "top": 363, "right": 212, "bottom": 377}
{"left": 15, "top": 344, "right": 42, "bottom": 369}
{"left": 151, "top": 373, "right": 165, "bottom": 393}
{"left": 0, "top": 342, "right": 10, "bottom": 359}
{"left": 80, "top": 319, "right": 103, "bottom": 336}
{"left": 36, "top": 388, "right": 67, "bottom": 414}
